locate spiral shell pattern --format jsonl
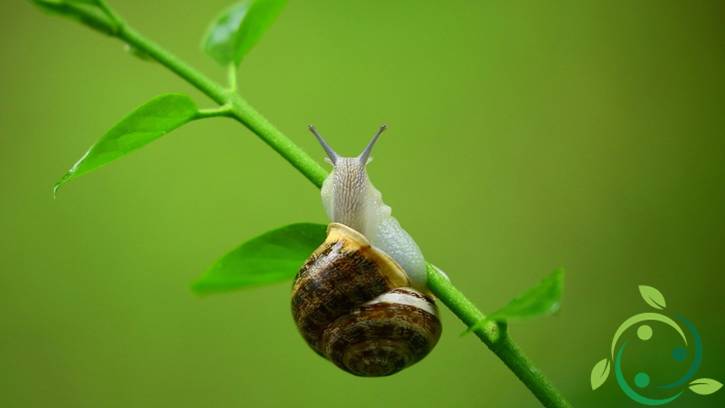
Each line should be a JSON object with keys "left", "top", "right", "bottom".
{"left": 291, "top": 223, "right": 441, "bottom": 376}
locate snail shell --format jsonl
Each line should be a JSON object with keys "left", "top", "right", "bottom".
{"left": 291, "top": 223, "right": 441, "bottom": 377}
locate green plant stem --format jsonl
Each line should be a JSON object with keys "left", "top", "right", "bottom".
{"left": 119, "top": 24, "right": 328, "bottom": 187}
{"left": 227, "top": 64, "right": 238, "bottom": 92}
{"left": 195, "top": 105, "right": 234, "bottom": 120}
{"left": 427, "top": 266, "right": 572, "bottom": 408}
{"left": 96, "top": 0, "right": 123, "bottom": 28}
{"left": 50, "top": 4, "right": 570, "bottom": 407}
{"left": 120, "top": 25, "right": 227, "bottom": 104}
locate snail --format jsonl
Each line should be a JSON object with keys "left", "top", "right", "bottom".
{"left": 291, "top": 125, "right": 442, "bottom": 377}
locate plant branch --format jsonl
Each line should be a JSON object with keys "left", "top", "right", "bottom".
{"left": 119, "top": 24, "right": 328, "bottom": 187}
{"left": 119, "top": 25, "right": 228, "bottom": 105}
{"left": 427, "top": 266, "right": 572, "bottom": 408}
{"left": 195, "top": 105, "right": 234, "bottom": 120}
{"left": 96, "top": 0, "right": 124, "bottom": 28}
{"left": 40, "top": 2, "right": 571, "bottom": 406}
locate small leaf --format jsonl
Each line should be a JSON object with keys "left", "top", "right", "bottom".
{"left": 590, "top": 358, "right": 611, "bottom": 390}
{"left": 639, "top": 285, "right": 666, "bottom": 310}
{"left": 489, "top": 268, "right": 565, "bottom": 322}
{"left": 462, "top": 269, "right": 565, "bottom": 335}
{"left": 689, "top": 378, "right": 723, "bottom": 395}
{"left": 202, "top": 0, "right": 287, "bottom": 66}
{"left": 54, "top": 94, "right": 198, "bottom": 193}
{"left": 193, "top": 223, "right": 326, "bottom": 294}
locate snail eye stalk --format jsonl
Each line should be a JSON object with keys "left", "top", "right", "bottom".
{"left": 309, "top": 125, "right": 338, "bottom": 164}
{"left": 358, "top": 124, "right": 387, "bottom": 165}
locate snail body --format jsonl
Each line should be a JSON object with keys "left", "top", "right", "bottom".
{"left": 291, "top": 126, "right": 441, "bottom": 377}
{"left": 318, "top": 127, "right": 428, "bottom": 290}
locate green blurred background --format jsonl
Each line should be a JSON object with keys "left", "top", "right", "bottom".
{"left": 2, "top": 0, "right": 724, "bottom": 407}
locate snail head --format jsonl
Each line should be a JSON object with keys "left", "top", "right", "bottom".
{"left": 308, "top": 124, "right": 387, "bottom": 166}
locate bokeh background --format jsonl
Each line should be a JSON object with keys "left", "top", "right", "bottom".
{"left": 2, "top": 0, "right": 724, "bottom": 407}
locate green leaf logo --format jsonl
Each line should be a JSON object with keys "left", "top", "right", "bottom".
{"left": 689, "top": 378, "right": 723, "bottom": 395}
{"left": 638, "top": 285, "right": 666, "bottom": 310}
{"left": 590, "top": 358, "right": 610, "bottom": 390}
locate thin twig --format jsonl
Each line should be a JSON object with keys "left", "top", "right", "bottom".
{"left": 96, "top": 0, "right": 124, "bottom": 28}
{"left": 227, "top": 64, "right": 238, "bottom": 93}
{"left": 195, "top": 104, "right": 234, "bottom": 120}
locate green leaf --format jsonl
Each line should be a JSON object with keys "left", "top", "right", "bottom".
{"left": 462, "top": 269, "right": 565, "bottom": 335}
{"left": 54, "top": 94, "right": 198, "bottom": 194}
{"left": 488, "top": 268, "right": 564, "bottom": 321}
{"left": 638, "top": 285, "right": 666, "bottom": 310}
{"left": 590, "top": 358, "right": 610, "bottom": 390}
{"left": 30, "top": 0, "right": 115, "bottom": 35}
{"left": 202, "top": 0, "right": 287, "bottom": 66}
{"left": 689, "top": 378, "right": 723, "bottom": 395}
{"left": 193, "top": 223, "right": 326, "bottom": 294}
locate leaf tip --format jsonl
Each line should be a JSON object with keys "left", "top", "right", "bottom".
{"left": 190, "top": 280, "right": 208, "bottom": 296}
{"left": 52, "top": 174, "right": 70, "bottom": 198}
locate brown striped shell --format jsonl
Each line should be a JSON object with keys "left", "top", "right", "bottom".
{"left": 291, "top": 223, "right": 441, "bottom": 377}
